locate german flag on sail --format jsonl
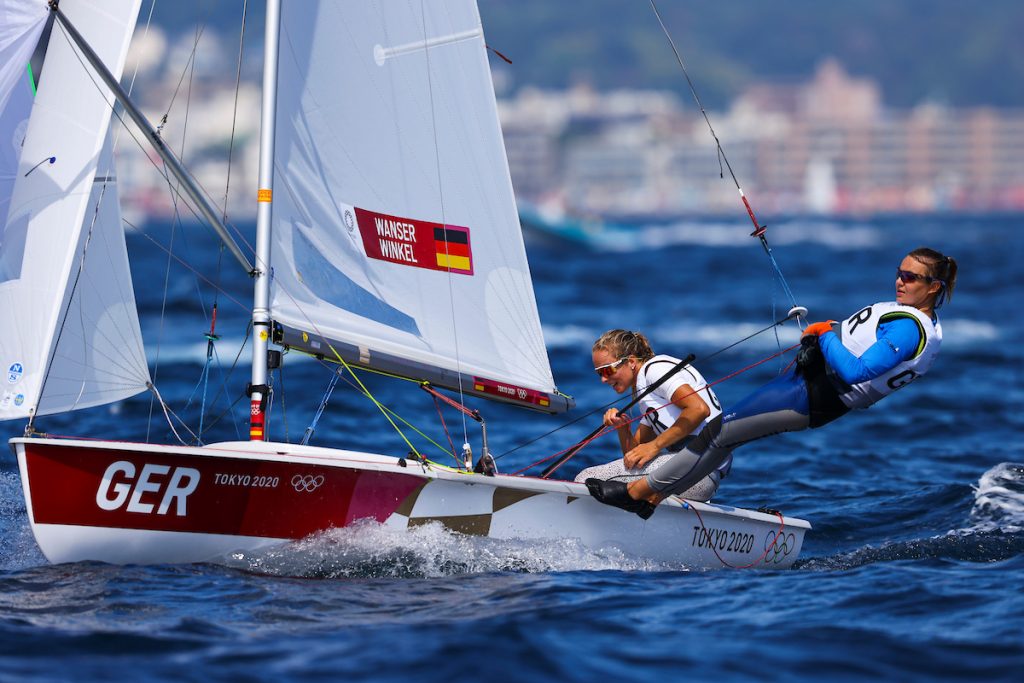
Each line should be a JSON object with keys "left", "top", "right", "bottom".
{"left": 351, "top": 205, "right": 475, "bottom": 276}
{"left": 434, "top": 226, "right": 473, "bottom": 275}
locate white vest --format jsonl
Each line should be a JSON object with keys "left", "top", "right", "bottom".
{"left": 635, "top": 355, "right": 722, "bottom": 443}
{"left": 831, "top": 301, "right": 942, "bottom": 409}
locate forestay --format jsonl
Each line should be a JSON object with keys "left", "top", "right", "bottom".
{"left": 0, "top": 0, "right": 148, "bottom": 421}
{"left": 270, "top": 0, "right": 569, "bottom": 413}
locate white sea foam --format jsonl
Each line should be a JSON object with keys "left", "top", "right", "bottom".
{"left": 0, "top": 471, "right": 47, "bottom": 570}
{"left": 540, "top": 324, "right": 602, "bottom": 349}
{"left": 934, "top": 318, "right": 1000, "bottom": 346}
{"left": 967, "top": 463, "right": 1024, "bottom": 533}
{"left": 224, "top": 519, "right": 679, "bottom": 578}
{"left": 144, "top": 336, "right": 320, "bottom": 366}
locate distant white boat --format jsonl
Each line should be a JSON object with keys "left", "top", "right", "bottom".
{"left": 804, "top": 156, "right": 838, "bottom": 214}
{"left": 2, "top": 0, "right": 808, "bottom": 569}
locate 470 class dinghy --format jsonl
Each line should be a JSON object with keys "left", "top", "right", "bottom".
{"left": 2, "top": 0, "right": 808, "bottom": 569}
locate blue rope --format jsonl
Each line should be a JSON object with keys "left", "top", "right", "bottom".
{"left": 302, "top": 367, "right": 343, "bottom": 446}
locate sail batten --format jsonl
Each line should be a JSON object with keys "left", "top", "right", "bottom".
{"left": 270, "top": 1, "right": 570, "bottom": 412}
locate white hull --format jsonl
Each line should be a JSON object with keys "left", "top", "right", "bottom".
{"left": 12, "top": 437, "right": 809, "bottom": 569}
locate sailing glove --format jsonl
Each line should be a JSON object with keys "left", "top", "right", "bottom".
{"left": 802, "top": 320, "right": 836, "bottom": 339}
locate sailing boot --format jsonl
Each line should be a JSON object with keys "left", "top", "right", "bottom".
{"left": 585, "top": 478, "right": 656, "bottom": 520}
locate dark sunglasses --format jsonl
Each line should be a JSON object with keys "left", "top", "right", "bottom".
{"left": 896, "top": 268, "right": 935, "bottom": 284}
{"left": 594, "top": 357, "right": 628, "bottom": 378}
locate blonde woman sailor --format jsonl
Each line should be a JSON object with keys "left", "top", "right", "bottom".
{"left": 578, "top": 329, "right": 730, "bottom": 519}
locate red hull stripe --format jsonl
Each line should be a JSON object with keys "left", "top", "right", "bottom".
{"left": 23, "top": 443, "right": 424, "bottom": 539}
{"left": 471, "top": 377, "right": 551, "bottom": 408}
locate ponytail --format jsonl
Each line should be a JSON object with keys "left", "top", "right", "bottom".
{"left": 909, "top": 247, "right": 958, "bottom": 308}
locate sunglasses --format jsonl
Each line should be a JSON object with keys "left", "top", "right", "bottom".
{"left": 594, "top": 357, "right": 628, "bottom": 378}
{"left": 896, "top": 268, "right": 935, "bottom": 284}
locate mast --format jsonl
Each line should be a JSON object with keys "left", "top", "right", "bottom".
{"left": 248, "top": 0, "right": 282, "bottom": 441}
{"left": 49, "top": 1, "right": 254, "bottom": 275}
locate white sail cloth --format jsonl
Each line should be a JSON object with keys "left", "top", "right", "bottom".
{"left": 0, "top": 0, "right": 148, "bottom": 421}
{"left": 0, "top": 0, "right": 47, "bottom": 245}
{"left": 270, "top": 1, "right": 558, "bottom": 397}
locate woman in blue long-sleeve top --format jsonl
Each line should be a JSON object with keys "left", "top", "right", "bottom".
{"left": 587, "top": 247, "right": 959, "bottom": 519}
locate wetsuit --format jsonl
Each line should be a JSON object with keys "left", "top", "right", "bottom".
{"left": 642, "top": 302, "right": 942, "bottom": 496}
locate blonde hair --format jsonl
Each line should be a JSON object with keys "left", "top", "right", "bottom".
{"left": 593, "top": 329, "right": 654, "bottom": 362}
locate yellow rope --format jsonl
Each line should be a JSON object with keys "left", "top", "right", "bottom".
{"left": 305, "top": 345, "right": 467, "bottom": 465}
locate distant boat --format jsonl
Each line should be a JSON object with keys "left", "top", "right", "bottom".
{"left": 803, "top": 156, "right": 838, "bottom": 214}
{"left": 3, "top": 0, "right": 808, "bottom": 569}
{"left": 518, "top": 199, "right": 636, "bottom": 250}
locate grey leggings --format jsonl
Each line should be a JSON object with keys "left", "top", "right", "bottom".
{"left": 574, "top": 454, "right": 722, "bottom": 501}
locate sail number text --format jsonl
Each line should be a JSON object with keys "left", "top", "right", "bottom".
{"left": 96, "top": 461, "right": 199, "bottom": 517}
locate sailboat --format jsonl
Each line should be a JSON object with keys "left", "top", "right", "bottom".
{"left": 2, "top": 0, "right": 808, "bottom": 569}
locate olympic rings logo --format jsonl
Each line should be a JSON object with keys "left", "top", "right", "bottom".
{"left": 291, "top": 474, "right": 325, "bottom": 493}
{"left": 763, "top": 531, "right": 796, "bottom": 564}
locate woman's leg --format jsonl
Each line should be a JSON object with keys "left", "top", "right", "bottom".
{"left": 643, "top": 369, "right": 810, "bottom": 496}
{"left": 576, "top": 454, "right": 721, "bottom": 501}
{"left": 715, "top": 367, "right": 811, "bottom": 449}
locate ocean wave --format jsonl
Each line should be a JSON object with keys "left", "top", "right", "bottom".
{"left": 543, "top": 317, "right": 999, "bottom": 354}
{"left": 0, "top": 470, "right": 46, "bottom": 571}
{"left": 145, "top": 336, "right": 250, "bottom": 366}
{"left": 612, "top": 220, "right": 884, "bottom": 251}
{"left": 797, "top": 528, "right": 1024, "bottom": 571}
{"left": 798, "top": 463, "right": 1024, "bottom": 571}
{"left": 222, "top": 519, "right": 681, "bottom": 579}
{"left": 540, "top": 324, "right": 599, "bottom": 350}
{"left": 937, "top": 318, "right": 1000, "bottom": 346}
{"left": 969, "top": 462, "right": 1024, "bottom": 533}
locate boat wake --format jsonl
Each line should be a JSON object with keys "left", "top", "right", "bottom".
{"left": 222, "top": 519, "right": 684, "bottom": 579}
{"left": 798, "top": 463, "right": 1024, "bottom": 571}
{"left": 0, "top": 469, "right": 45, "bottom": 570}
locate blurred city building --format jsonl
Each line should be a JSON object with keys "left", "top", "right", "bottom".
{"left": 116, "top": 27, "right": 1024, "bottom": 222}
{"left": 500, "top": 59, "right": 1024, "bottom": 219}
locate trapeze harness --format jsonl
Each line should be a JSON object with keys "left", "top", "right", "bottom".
{"left": 644, "top": 302, "right": 942, "bottom": 495}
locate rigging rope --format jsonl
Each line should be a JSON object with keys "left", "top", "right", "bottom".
{"left": 647, "top": 0, "right": 800, "bottom": 312}
{"left": 497, "top": 308, "right": 804, "bottom": 463}
{"left": 516, "top": 341, "right": 800, "bottom": 477}
{"left": 418, "top": 0, "right": 471, "bottom": 448}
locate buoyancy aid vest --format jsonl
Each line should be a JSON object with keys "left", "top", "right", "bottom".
{"left": 828, "top": 301, "right": 942, "bottom": 409}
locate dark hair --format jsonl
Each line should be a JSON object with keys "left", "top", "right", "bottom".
{"left": 908, "top": 247, "right": 958, "bottom": 308}
{"left": 593, "top": 329, "right": 655, "bottom": 362}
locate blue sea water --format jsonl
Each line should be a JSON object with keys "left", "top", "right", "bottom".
{"left": 1, "top": 214, "right": 1022, "bottom": 681}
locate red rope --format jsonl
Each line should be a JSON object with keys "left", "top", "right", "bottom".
{"left": 519, "top": 343, "right": 801, "bottom": 477}
{"left": 688, "top": 502, "right": 787, "bottom": 569}
{"left": 431, "top": 394, "right": 458, "bottom": 463}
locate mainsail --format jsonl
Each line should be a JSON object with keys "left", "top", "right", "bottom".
{"left": 0, "top": 0, "right": 147, "bottom": 421}
{"left": 269, "top": 1, "right": 570, "bottom": 413}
